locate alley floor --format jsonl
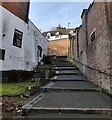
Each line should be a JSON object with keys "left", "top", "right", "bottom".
{"left": 22, "top": 60, "right": 112, "bottom": 119}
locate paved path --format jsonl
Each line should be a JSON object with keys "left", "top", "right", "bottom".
{"left": 22, "top": 61, "right": 112, "bottom": 119}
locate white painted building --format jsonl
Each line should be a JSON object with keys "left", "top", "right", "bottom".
{"left": 42, "top": 26, "right": 75, "bottom": 41}
{"left": 46, "top": 33, "right": 68, "bottom": 41}
{"left": 0, "top": 6, "right": 48, "bottom": 71}
{"left": 28, "top": 21, "right": 48, "bottom": 66}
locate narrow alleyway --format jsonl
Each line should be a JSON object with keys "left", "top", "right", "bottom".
{"left": 22, "top": 59, "right": 112, "bottom": 119}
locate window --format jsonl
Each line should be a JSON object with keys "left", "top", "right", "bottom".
{"left": 38, "top": 46, "right": 42, "bottom": 57}
{"left": 91, "top": 31, "right": 96, "bottom": 42}
{"left": 0, "top": 49, "right": 5, "bottom": 60}
{"left": 13, "top": 29, "right": 23, "bottom": 48}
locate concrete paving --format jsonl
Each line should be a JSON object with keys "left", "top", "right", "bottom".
{"left": 52, "top": 61, "right": 72, "bottom": 65}
{"left": 26, "top": 112, "right": 111, "bottom": 119}
{"left": 55, "top": 70, "right": 81, "bottom": 75}
{"left": 54, "top": 64, "right": 74, "bottom": 67}
{"left": 55, "top": 66, "right": 78, "bottom": 70}
{"left": 23, "top": 60, "right": 112, "bottom": 119}
{"left": 50, "top": 81, "right": 98, "bottom": 89}
{"left": 33, "top": 91, "right": 111, "bottom": 108}
{"left": 53, "top": 75, "right": 87, "bottom": 81}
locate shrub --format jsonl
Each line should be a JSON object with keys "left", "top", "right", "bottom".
{"left": 41, "top": 56, "right": 52, "bottom": 64}
{"left": 2, "top": 70, "right": 34, "bottom": 83}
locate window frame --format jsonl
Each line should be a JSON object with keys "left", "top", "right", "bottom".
{"left": 13, "top": 29, "right": 23, "bottom": 48}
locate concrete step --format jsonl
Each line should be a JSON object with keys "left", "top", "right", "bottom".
{"left": 52, "top": 61, "right": 72, "bottom": 65}
{"left": 41, "top": 87, "right": 100, "bottom": 92}
{"left": 54, "top": 64, "right": 74, "bottom": 67}
{"left": 52, "top": 75, "right": 87, "bottom": 81}
{"left": 22, "top": 91, "right": 112, "bottom": 116}
{"left": 41, "top": 81, "right": 99, "bottom": 92}
{"left": 25, "top": 112, "right": 111, "bottom": 119}
{"left": 25, "top": 107, "right": 112, "bottom": 115}
{"left": 54, "top": 66, "right": 78, "bottom": 70}
{"left": 33, "top": 91, "right": 111, "bottom": 109}
{"left": 49, "top": 81, "right": 98, "bottom": 89}
{"left": 22, "top": 60, "right": 112, "bottom": 119}
{"left": 55, "top": 70, "right": 81, "bottom": 75}
{"left": 52, "top": 61, "right": 75, "bottom": 67}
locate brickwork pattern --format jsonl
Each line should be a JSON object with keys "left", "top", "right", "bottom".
{"left": 48, "top": 38, "right": 69, "bottom": 56}
{"left": 69, "top": 2, "right": 112, "bottom": 94}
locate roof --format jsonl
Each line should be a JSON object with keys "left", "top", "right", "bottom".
{"left": 42, "top": 28, "right": 75, "bottom": 37}
{"left": 81, "top": 2, "right": 94, "bottom": 18}
{"left": 81, "top": 9, "right": 88, "bottom": 18}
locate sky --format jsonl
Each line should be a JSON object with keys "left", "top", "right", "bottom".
{"left": 29, "top": 1, "right": 93, "bottom": 32}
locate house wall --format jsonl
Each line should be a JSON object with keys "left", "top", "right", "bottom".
{"left": 1, "top": 6, "right": 28, "bottom": 70}
{"left": 29, "top": 21, "right": 48, "bottom": 64}
{"left": 0, "top": 6, "right": 2, "bottom": 70}
{"left": 0, "top": 6, "right": 48, "bottom": 71}
{"left": 69, "top": 2, "right": 112, "bottom": 94}
{"left": 85, "top": 2, "right": 111, "bottom": 93}
{"left": 48, "top": 38, "right": 69, "bottom": 56}
{"left": 47, "top": 35, "right": 68, "bottom": 41}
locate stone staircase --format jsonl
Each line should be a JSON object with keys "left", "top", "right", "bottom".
{"left": 22, "top": 60, "right": 112, "bottom": 119}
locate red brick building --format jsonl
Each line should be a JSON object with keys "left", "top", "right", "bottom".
{"left": 48, "top": 38, "right": 69, "bottom": 56}
{"left": 43, "top": 27, "right": 74, "bottom": 56}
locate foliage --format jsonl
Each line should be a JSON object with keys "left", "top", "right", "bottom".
{"left": 41, "top": 56, "right": 52, "bottom": 64}
{"left": 2, "top": 70, "right": 34, "bottom": 83}
{"left": 0, "top": 82, "right": 38, "bottom": 96}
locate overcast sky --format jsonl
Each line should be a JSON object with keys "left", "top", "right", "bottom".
{"left": 29, "top": 1, "right": 93, "bottom": 32}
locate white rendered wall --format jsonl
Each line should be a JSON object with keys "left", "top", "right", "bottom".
{"left": 0, "top": 6, "right": 2, "bottom": 70}
{"left": 29, "top": 21, "right": 48, "bottom": 65}
{"left": 0, "top": 6, "right": 48, "bottom": 71}
{"left": 1, "top": 6, "right": 27, "bottom": 70}
{"left": 47, "top": 35, "right": 68, "bottom": 41}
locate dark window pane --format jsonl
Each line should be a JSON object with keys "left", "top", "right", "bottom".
{"left": 38, "top": 46, "right": 42, "bottom": 57}
{"left": 16, "top": 39, "right": 21, "bottom": 47}
{"left": 0, "top": 49, "right": 5, "bottom": 60}
{"left": 13, "top": 29, "right": 23, "bottom": 48}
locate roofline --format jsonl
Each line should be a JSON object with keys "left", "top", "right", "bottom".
{"left": 42, "top": 28, "right": 75, "bottom": 33}
{"left": 81, "top": 9, "right": 88, "bottom": 18}
{"left": 29, "top": 19, "right": 48, "bottom": 42}
{"left": 80, "top": 1, "right": 94, "bottom": 19}
{"left": 48, "top": 38, "right": 68, "bottom": 42}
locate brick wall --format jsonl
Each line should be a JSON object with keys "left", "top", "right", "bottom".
{"left": 86, "top": 2, "right": 111, "bottom": 94}
{"left": 69, "top": 2, "right": 112, "bottom": 94}
{"left": 48, "top": 38, "right": 69, "bottom": 56}
{"left": 1, "top": 1, "right": 29, "bottom": 23}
